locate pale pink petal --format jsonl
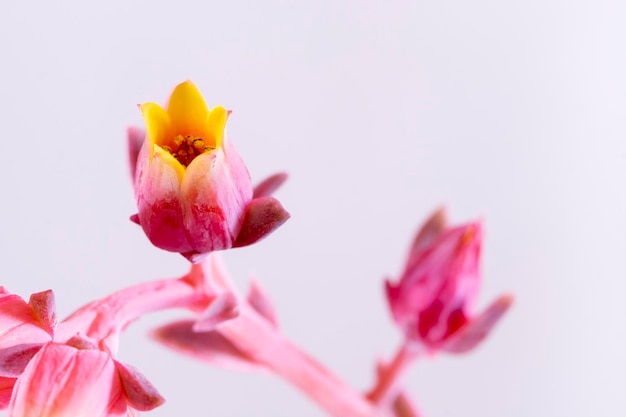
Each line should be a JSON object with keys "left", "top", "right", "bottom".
{"left": 114, "top": 361, "right": 164, "bottom": 411}
{"left": 0, "top": 293, "right": 52, "bottom": 349}
{"left": 9, "top": 343, "right": 126, "bottom": 417}
{"left": 252, "top": 172, "right": 288, "bottom": 199}
{"left": 233, "top": 196, "right": 290, "bottom": 248}
{"left": 152, "top": 320, "right": 264, "bottom": 372}
{"left": 440, "top": 294, "right": 514, "bottom": 353}
{"left": 246, "top": 279, "right": 279, "bottom": 328}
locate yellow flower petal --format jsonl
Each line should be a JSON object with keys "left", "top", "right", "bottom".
{"left": 141, "top": 102, "right": 171, "bottom": 159}
{"left": 206, "top": 106, "right": 229, "bottom": 149}
{"left": 167, "top": 81, "right": 210, "bottom": 135}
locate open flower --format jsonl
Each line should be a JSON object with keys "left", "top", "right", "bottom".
{"left": 385, "top": 208, "right": 513, "bottom": 353}
{"left": 130, "top": 81, "right": 289, "bottom": 262}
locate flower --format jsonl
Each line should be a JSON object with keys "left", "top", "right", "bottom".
{"left": 8, "top": 339, "right": 163, "bottom": 417}
{"left": 385, "top": 208, "right": 513, "bottom": 353}
{"left": 130, "top": 81, "right": 289, "bottom": 262}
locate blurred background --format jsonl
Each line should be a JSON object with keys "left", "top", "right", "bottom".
{"left": 1, "top": 1, "right": 625, "bottom": 416}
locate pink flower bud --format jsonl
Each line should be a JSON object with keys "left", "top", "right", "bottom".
{"left": 130, "top": 81, "right": 289, "bottom": 262}
{"left": 385, "top": 208, "right": 512, "bottom": 353}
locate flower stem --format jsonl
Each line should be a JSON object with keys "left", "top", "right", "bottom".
{"left": 366, "top": 342, "right": 417, "bottom": 407}
{"left": 217, "top": 305, "right": 385, "bottom": 417}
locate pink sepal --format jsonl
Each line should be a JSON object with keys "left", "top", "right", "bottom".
{"left": 114, "top": 361, "right": 165, "bottom": 411}
{"left": 233, "top": 197, "right": 290, "bottom": 248}
{"left": 440, "top": 294, "right": 514, "bottom": 353}
{"left": 28, "top": 290, "right": 56, "bottom": 337}
{"left": 247, "top": 279, "right": 279, "bottom": 328}
{"left": 127, "top": 127, "right": 144, "bottom": 183}
{"left": 151, "top": 320, "right": 265, "bottom": 372}
{"left": 253, "top": 172, "right": 288, "bottom": 199}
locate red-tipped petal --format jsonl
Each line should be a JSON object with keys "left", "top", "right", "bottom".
{"left": 28, "top": 290, "right": 56, "bottom": 337}
{"left": 115, "top": 361, "right": 165, "bottom": 411}
{"left": 252, "top": 172, "right": 288, "bottom": 199}
{"left": 151, "top": 320, "right": 264, "bottom": 372}
{"left": 233, "top": 197, "right": 290, "bottom": 248}
{"left": 440, "top": 294, "right": 514, "bottom": 353}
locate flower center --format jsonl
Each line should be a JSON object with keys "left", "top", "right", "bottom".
{"left": 162, "top": 134, "right": 214, "bottom": 167}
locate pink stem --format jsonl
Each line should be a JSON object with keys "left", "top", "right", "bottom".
{"left": 366, "top": 343, "right": 417, "bottom": 407}
{"left": 217, "top": 305, "right": 386, "bottom": 417}
{"left": 57, "top": 276, "right": 212, "bottom": 351}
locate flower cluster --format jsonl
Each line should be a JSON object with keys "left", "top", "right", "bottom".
{"left": 1, "top": 81, "right": 512, "bottom": 417}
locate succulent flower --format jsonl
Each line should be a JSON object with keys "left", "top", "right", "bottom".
{"left": 130, "top": 81, "right": 289, "bottom": 262}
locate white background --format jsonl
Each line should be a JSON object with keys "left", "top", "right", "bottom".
{"left": 1, "top": 1, "right": 625, "bottom": 416}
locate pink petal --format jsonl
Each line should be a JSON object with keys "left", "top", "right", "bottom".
{"left": 0, "top": 293, "right": 52, "bottom": 349}
{"left": 28, "top": 290, "right": 56, "bottom": 337}
{"left": 9, "top": 343, "right": 126, "bottom": 417}
{"left": 233, "top": 196, "right": 290, "bottom": 248}
{"left": 193, "top": 292, "right": 239, "bottom": 332}
{"left": 252, "top": 172, "right": 288, "bottom": 199}
{"left": 0, "top": 377, "right": 16, "bottom": 410}
{"left": 247, "top": 279, "right": 279, "bottom": 328}
{"left": 0, "top": 343, "right": 44, "bottom": 378}
{"left": 440, "top": 294, "right": 514, "bottom": 353}
{"left": 135, "top": 143, "right": 193, "bottom": 253}
{"left": 181, "top": 145, "right": 252, "bottom": 253}
{"left": 152, "top": 320, "right": 264, "bottom": 372}
{"left": 114, "top": 361, "right": 165, "bottom": 411}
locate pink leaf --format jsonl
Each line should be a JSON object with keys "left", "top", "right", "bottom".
{"left": 252, "top": 172, "right": 288, "bottom": 199}
{"left": 233, "top": 197, "right": 290, "bottom": 248}
{"left": 193, "top": 292, "right": 239, "bottom": 332}
{"left": 127, "top": 127, "right": 144, "bottom": 183}
{"left": 28, "top": 290, "right": 57, "bottom": 337}
{"left": 0, "top": 343, "right": 44, "bottom": 378}
{"left": 114, "top": 361, "right": 165, "bottom": 412}
{"left": 152, "top": 320, "right": 264, "bottom": 372}
{"left": 441, "top": 294, "right": 514, "bottom": 353}
{"left": 247, "top": 279, "right": 279, "bottom": 328}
